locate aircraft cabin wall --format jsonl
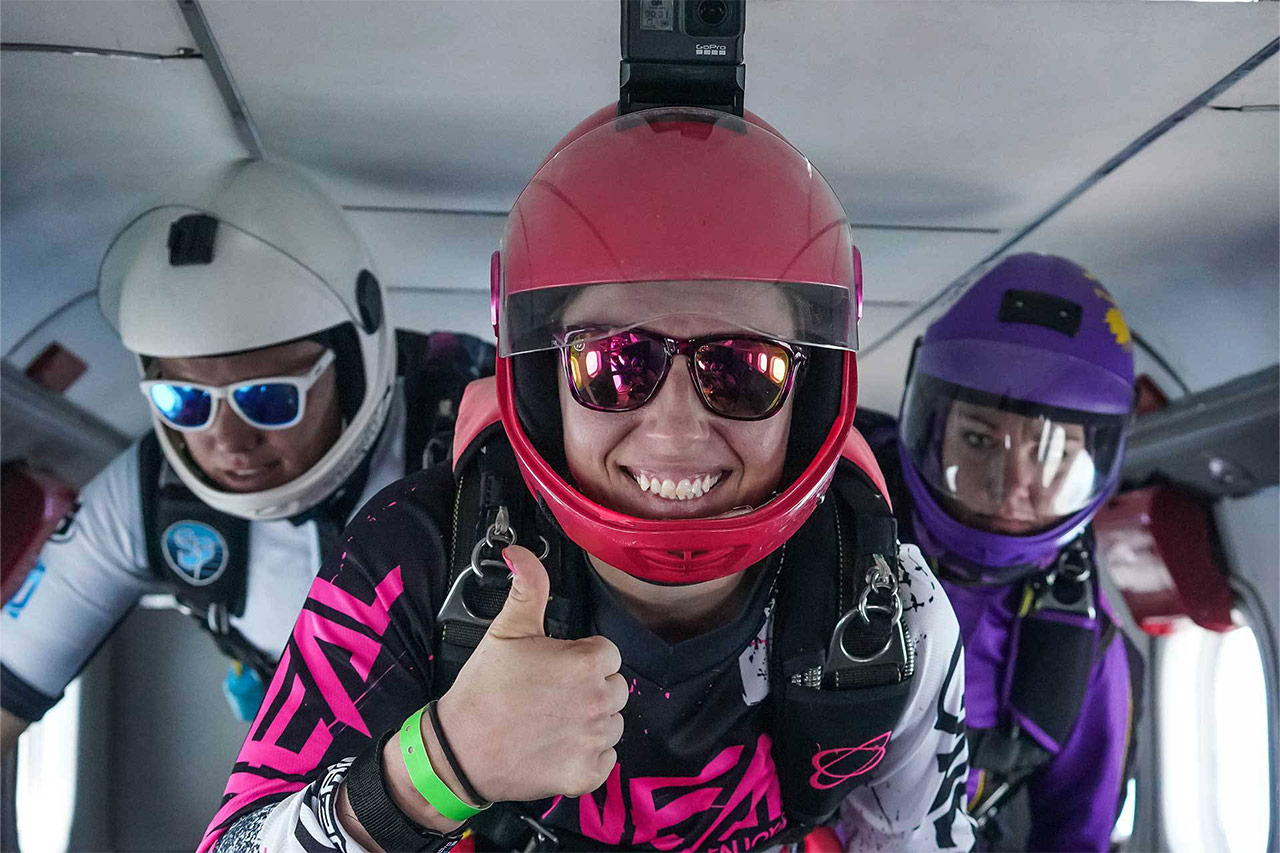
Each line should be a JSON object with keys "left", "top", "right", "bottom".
{"left": 0, "top": 0, "right": 1276, "bottom": 850}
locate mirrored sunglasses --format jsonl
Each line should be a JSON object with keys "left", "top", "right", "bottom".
{"left": 139, "top": 349, "right": 335, "bottom": 432}
{"left": 558, "top": 327, "right": 805, "bottom": 421}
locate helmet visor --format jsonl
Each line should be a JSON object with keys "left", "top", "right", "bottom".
{"left": 503, "top": 278, "right": 855, "bottom": 357}
{"left": 901, "top": 372, "right": 1127, "bottom": 535}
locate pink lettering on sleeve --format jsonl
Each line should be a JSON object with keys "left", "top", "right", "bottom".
{"left": 198, "top": 567, "right": 408, "bottom": 852}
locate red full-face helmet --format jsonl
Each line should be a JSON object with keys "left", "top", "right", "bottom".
{"left": 493, "top": 104, "right": 863, "bottom": 584}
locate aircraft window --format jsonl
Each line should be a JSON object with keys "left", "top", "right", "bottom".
{"left": 1160, "top": 624, "right": 1271, "bottom": 853}
{"left": 1112, "top": 777, "right": 1137, "bottom": 846}
{"left": 1214, "top": 627, "right": 1270, "bottom": 853}
{"left": 15, "top": 677, "right": 80, "bottom": 853}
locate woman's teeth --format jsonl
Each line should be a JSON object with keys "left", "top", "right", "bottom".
{"left": 630, "top": 470, "right": 722, "bottom": 501}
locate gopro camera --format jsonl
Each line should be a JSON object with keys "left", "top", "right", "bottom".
{"left": 620, "top": 0, "right": 746, "bottom": 116}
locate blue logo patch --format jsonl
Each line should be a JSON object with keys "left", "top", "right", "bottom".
{"left": 5, "top": 562, "right": 46, "bottom": 619}
{"left": 161, "top": 521, "right": 228, "bottom": 586}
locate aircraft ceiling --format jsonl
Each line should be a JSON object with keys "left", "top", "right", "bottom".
{"left": 2, "top": 0, "right": 1277, "bottom": 442}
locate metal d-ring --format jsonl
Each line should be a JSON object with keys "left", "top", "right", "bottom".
{"left": 827, "top": 605, "right": 906, "bottom": 668}
{"left": 823, "top": 552, "right": 909, "bottom": 679}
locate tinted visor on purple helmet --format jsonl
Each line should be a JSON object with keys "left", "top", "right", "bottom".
{"left": 901, "top": 374, "right": 1127, "bottom": 531}
{"left": 899, "top": 254, "right": 1135, "bottom": 576}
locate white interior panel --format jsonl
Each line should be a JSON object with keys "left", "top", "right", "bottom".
{"left": 1013, "top": 106, "right": 1279, "bottom": 394}
{"left": 200, "top": 0, "right": 1278, "bottom": 228}
{"left": 388, "top": 288, "right": 495, "bottom": 343}
{"left": 851, "top": 226, "right": 1006, "bottom": 305}
{"left": 855, "top": 305, "right": 929, "bottom": 416}
{"left": 344, "top": 209, "right": 506, "bottom": 292}
{"left": 5, "top": 297, "right": 152, "bottom": 438}
{"left": 0, "top": 51, "right": 246, "bottom": 353}
{"left": 199, "top": 0, "right": 618, "bottom": 212}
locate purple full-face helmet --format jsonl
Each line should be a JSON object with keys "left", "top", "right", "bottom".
{"left": 898, "top": 253, "right": 1135, "bottom": 581}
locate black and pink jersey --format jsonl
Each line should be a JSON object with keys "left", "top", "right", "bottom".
{"left": 200, "top": 471, "right": 975, "bottom": 853}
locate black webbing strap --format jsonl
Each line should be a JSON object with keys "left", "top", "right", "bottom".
{"left": 432, "top": 428, "right": 583, "bottom": 696}
{"left": 204, "top": 617, "right": 276, "bottom": 686}
{"left": 398, "top": 330, "right": 498, "bottom": 475}
{"left": 138, "top": 433, "right": 274, "bottom": 682}
{"left": 767, "top": 468, "right": 915, "bottom": 830}
{"left": 967, "top": 725, "right": 1052, "bottom": 836}
{"left": 970, "top": 538, "right": 1112, "bottom": 830}
{"left": 1007, "top": 541, "right": 1102, "bottom": 748}
{"left": 968, "top": 727, "right": 1051, "bottom": 788}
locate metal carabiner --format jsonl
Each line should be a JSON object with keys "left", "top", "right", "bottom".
{"left": 438, "top": 506, "right": 552, "bottom": 630}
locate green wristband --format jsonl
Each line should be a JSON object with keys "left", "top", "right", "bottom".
{"left": 398, "top": 707, "right": 488, "bottom": 822}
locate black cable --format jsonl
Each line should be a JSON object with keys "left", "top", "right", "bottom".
{"left": 861, "top": 37, "right": 1280, "bottom": 358}
{"left": 2, "top": 290, "right": 97, "bottom": 360}
{"left": 0, "top": 42, "right": 200, "bottom": 61}
{"left": 1130, "top": 331, "right": 1192, "bottom": 397}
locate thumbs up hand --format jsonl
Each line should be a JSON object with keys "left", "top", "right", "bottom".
{"left": 433, "top": 545, "right": 628, "bottom": 804}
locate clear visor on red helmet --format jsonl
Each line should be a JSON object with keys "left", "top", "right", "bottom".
{"left": 901, "top": 372, "right": 1126, "bottom": 536}
{"left": 502, "top": 279, "right": 856, "bottom": 358}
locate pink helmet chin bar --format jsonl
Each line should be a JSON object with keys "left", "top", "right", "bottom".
{"left": 495, "top": 351, "right": 859, "bottom": 585}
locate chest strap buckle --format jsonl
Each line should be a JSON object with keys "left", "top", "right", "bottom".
{"left": 1031, "top": 548, "right": 1096, "bottom": 619}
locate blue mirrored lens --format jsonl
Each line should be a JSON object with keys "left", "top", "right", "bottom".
{"left": 149, "top": 384, "right": 212, "bottom": 428}
{"left": 232, "top": 383, "right": 300, "bottom": 426}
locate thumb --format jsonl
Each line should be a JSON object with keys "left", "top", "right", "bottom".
{"left": 487, "top": 544, "right": 550, "bottom": 639}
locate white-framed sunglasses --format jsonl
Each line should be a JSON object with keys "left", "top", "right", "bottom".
{"left": 139, "top": 349, "right": 336, "bottom": 432}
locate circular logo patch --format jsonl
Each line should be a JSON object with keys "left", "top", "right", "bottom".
{"left": 161, "top": 520, "right": 229, "bottom": 586}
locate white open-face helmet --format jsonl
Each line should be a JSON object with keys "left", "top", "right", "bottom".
{"left": 98, "top": 159, "right": 395, "bottom": 520}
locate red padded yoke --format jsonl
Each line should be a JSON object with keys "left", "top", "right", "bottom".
{"left": 452, "top": 376, "right": 502, "bottom": 472}
{"left": 840, "top": 426, "right": 893, "bottom": 512}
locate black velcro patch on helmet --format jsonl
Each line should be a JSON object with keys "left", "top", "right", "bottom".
{"left": 998, "top": 289, "right": 1082, "bottom": 337}
{"left": 167, "top": 214, "right": 219, "bottom": 266}
{"left": 356, "top": 270, "right": 383, "bottom": 333}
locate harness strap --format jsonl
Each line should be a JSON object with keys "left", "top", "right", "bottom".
{"left": 139, "top": 433, "right": 272, "bottom": 682}
{"left": 768, "top": 468, "right": 915, "bottom": 830}
{"left": 398, "top": 330, "right": 497, "bottom": 474}
{"left": 433, "top": 427, "right": 583, "bottom": 697}
{"left": 968, "top": 536, "right": 1110, "bottom": 830}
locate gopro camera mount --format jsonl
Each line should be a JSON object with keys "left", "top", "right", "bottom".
{"left": 620, "top": 0, "right": 746, "bottom": 116}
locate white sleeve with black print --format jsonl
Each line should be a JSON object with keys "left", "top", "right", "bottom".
{"left": 836, "top": 544, "right": 975, "bottom": 852}
{"left": 213, "top": 758, "right": 367, "bottom": 853}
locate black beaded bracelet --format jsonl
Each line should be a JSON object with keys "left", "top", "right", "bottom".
{"left": 345, "top": 727, "right": 463, "bottom": 853}
{"left": 426, "top": 700, "right": 491, "bottom": 808}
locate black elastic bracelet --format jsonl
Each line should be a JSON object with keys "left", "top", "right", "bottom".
{"left": 345, "top": 727, "right": 462, "bottom": 853}
{"left": 426, "top": 700, "right": 491, "bottom": 808}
